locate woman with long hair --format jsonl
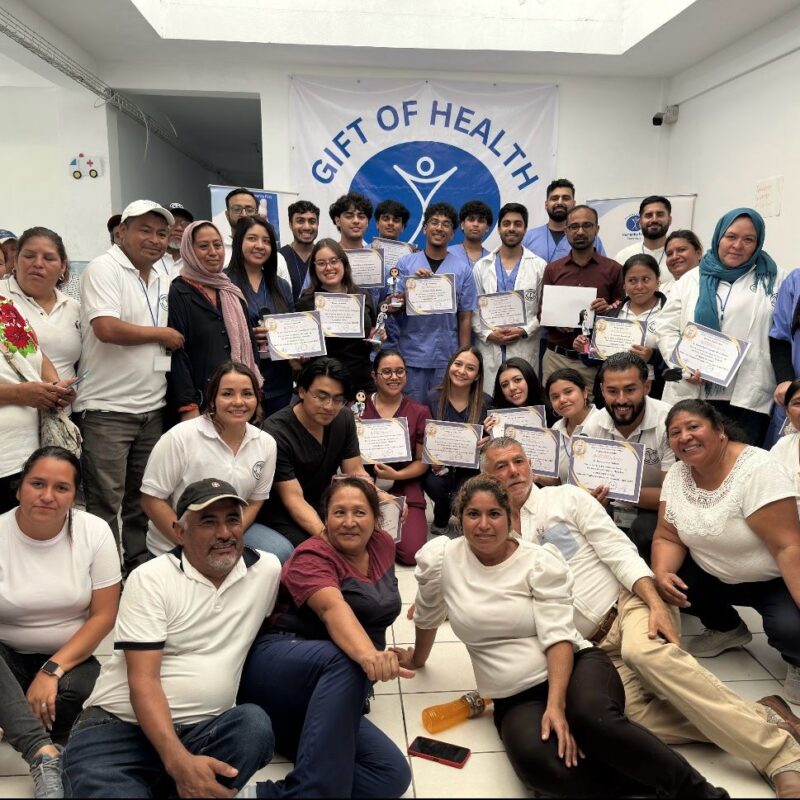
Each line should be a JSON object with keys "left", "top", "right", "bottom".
{"left": 226, "top": 216, "right": 294, "bottom": 418}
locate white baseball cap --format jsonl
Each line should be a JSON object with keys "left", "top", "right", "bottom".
{"left": 121, "top": 200, "right": 175, "bottom": 227}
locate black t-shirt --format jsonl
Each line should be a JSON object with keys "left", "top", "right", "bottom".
{"left": 260, "top": 404, "right": 361, "bottom": 545}
{"left": 426, "top": 255, "right": 446, "bottom": 273}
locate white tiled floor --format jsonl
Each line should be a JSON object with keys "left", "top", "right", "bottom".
{"left": 0, "top": 569, "right": 792, "bottom": 798}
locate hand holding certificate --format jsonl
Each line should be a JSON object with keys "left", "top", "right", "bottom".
{"left": 422, "top": 420, "right": 483, "bottom": 469}
{"left": 477, "top": 291, "right": 528, "bottom": 330}
{"left": 591, "top": 317, "right": 645, "bottom": 360}
{"left": 489, "top": 406, "right": 546, "bottom": 438}
{"left": 567, "top": 437, "right": 645, "bottom": 503}
{"left": 346, "top": 248, "right": 385, "bottom": 289}
{"left": 405, "top": 274, "right": 457, "bottom": 316}
{"left": 504, "top": 424, "right": 561, "bottom": 478}
{"left": 355, "top": 417, "right": 413, "bottom": 464}
{"left": 263, "top": 311, "right": 326, "bottom": 361}
{"left": 669, "top": 322, "right": 750, "bottom": 387}
{"left": 314, "top": 293, "right": 365, "bottom": 338}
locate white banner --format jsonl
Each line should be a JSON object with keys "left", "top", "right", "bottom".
{"left": 290, "top": 76, "right": 558, "bottom": 249}
{"left": 587, "top": 194, "right": 697, "bottom": 260}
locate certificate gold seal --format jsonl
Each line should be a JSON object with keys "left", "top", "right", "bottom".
{"left": 266, "top": 318, "right": 278, "bottom": 332}
{"left": 684, "top": 324, "right": 698, "bottom": 340}
{"left": 425, "top": 422, "right": 437, "bottom": 437}
{"left": 478, "top": 296, "right": 488, "bottom": 308}
{"left": 595, "top": 319, "right": 607, "bottom": 333}
{"left": 315, "top": 296, "right": 326, "bottom": 309}
{"left": 572, "top": 439, "right": 588, "bottom": 457}
{"left": 407, "top": 278, "right": 417, "bottom": 290}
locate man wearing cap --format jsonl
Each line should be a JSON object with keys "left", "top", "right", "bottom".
{"left": 75, "top": 199, "right": 186, "bottom": 576}
{"left": 164, "top": 202, "right": 194, "bottom": 278}
{"left": 61, "top": 479, "right": 281, "bottom": 798}
{"left": 0, "top": 231, "right": 18, "bottom": 274}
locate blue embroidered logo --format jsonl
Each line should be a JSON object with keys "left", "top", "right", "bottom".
{"left": 349, "top": 141, "right": 501, "bottom": 248}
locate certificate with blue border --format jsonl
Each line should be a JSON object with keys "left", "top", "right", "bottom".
{"left": 669, "top": 321, "right": 750, "bottom": 387}
{"left": 355, "top": 417, "right": 412, "bottom": 464}
{"left": 567, "top": 436, "right": 645, "bottom": 503}
{"left": 591, "top": 317, "right": 645, "bottom": 359}
{"left": 504, "top": 424, "right": 561, "bottom": 479}
{"left": 346, "top": 248, "right": 385, "bottom": 289}
{"left": 477, "top": 290, "right": 527, "bottom": 330}
{"left": 263, "top": 311, "right": 326, "bottom": 360}
{"left": 422, "top": 420, "right": 483, "bottom": 469}
{"left": 314, "top": 292, "right": 365, "bottom": 338}
{"left": 490, "top": 406, "right": 546, "bottom": 438}
{"left": 405, "top": 274, "right": 457, "bottom": 316}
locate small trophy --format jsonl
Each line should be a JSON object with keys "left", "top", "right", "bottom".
{"left": 366, "top": 303, "right": 389, "bottom": 347}
{"left": 577, "top": 308, "right": 595, "bottom": 355}
{"left": 387, "top": 267, "right": 403, "bottom": 308}
{"left": 351, "top": 390, "right": 366, "bottom": 419}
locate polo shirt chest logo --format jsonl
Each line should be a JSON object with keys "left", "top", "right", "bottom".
{"left": 252, "top": 460, "right": 265, "bottom": 480}
{"left": 644, "top": 447, "right": 660, "bottom": 465}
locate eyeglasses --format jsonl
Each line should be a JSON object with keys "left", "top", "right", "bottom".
{"left": 566, "top": 222, "right": 596, "bottom": 232}
{"left": 377, "top": 368, "right": 406, "bottom": 378}
{"left": 229, "top": 205, "right": 257, "bottom": 214}
{"left": 314, "top": 257, "right": 342, "bottom": 268}
{"left": 426, "top": 219, "right": 454, "bottom": 230}
{"left": 308, "top": 390, "right": 346, "bottom": 407}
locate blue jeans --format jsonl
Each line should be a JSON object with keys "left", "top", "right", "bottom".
{"left": 62, "top": 704, "right": 274, "bottom": 798}
{"left": 404, "top": 366, "right": 446, "bottom": 406}
{"left": 238, "top": 634, "right": 411, "bottom": 798}
{"left": 244, "top": 523, "right": 294, "bottom": 564}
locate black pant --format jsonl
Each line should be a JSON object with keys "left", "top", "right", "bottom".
{"left": 708, "top": 401, "right": 770, "bottom": 447}
{"left": 678, "top": 553, "right": 800, "bottom": 666}
{"left": 0, "top": 642, "right": 100, "bottom": 763}
{"left": 423, "top": 467, "right": 477, "bottom": 528}
{"left": 493, "top": 648, "right": 726, "bottom": 798}
{"left": 628, "top": 509, "right": 658, "bottom": 565}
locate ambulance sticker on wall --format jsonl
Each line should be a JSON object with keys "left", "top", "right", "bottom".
{"left": 69, "top": 153, "right": 103, "bottom": 179}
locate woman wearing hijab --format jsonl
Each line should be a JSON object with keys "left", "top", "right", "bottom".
{"left": 655, "top": 208, "right": 784, "bottom": 445}
{"left": 166, "top": 221, "right": 261, "bottom": 422}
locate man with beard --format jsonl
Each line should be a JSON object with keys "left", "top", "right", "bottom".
{"left": 540, "top": 205, "right": 623, "bottom": 389}
{"left": 581, "top": 352, "right": 673, "bottom": 563}
{"left": 278, "top": 200, "right": 319, "bottom": 302}
{"left": 616, "top": 196, "right": 673, "bottom": 289}
{"left": 62, "top": 479, "right": 281, "bottom": 798}
{"left": 472, "top": 203, "right": 546, "bottom": 393}
{"left": 163, "top": 202, "right": 194, "bottom": 278}
{"left": 523, "top": 178, "right": 607, "bottom": 263}
{"left": 479, "top": 436, "right": 800, "bottom": 799}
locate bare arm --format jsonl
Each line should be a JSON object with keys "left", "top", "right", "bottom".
{"left": 630, "top": 576, "right": 681, "bottom": 646}
{"left": 91, "top": 316, "right": 184, "bottom": 350}
{"left": 127, "top": 650, "right": 236, "bottom": 798}
{"left": 241, "top": 500, "right": 263, "bottom": 532}
{"left": 542, "top": 641, "right": 580, "bottom": 767}
{"left": 651, "top": 502, "right": 690, "bottom": 607}
{"left": 274, "top": 479, "right": 325, "bottom": 538}
{"left": 141, "top": 495, "right": 179, "bottom": 546}
{"left": 306, "top": 587, "right": 413, "bottom": 681}
{"left": 748, "top": 497, "right": 800, "bottom": 608}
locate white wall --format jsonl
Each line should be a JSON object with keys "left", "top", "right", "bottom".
{"left": 108, "top": 109, "right": 215, "bottom": 219}
{"left": 660, "top": 5, "right": 800, "bottom": 268}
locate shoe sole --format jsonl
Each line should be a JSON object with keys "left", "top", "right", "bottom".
{"left": 760, "top": 695, "right": 800, "bottom": 744}
{"left": 686, "top": 632, "right": 752, "bottom": 658}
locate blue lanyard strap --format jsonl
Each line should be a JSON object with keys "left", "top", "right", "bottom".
{"left": 138, "top": 275, "right": 161, "bottom": 327}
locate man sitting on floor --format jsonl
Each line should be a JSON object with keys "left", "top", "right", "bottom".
{"left": 62, "top": 479, "right": 281, "bottom": 798}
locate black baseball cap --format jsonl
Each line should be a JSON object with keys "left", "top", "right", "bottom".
{"left": 106, "top": 214, "right": 122, "bottom": 233}
{"left": 168, "top": 202, "right": 194, "bottom": 223}
{"left": 176, "top": 478, "right": 247, "bottom": 518}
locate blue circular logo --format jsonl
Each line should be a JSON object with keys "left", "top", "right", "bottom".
{"left": 625, "top": 214, "right": 641, "bottom": 233}
{"left": 349, "top": 141, "right": 501, "bottom": 248}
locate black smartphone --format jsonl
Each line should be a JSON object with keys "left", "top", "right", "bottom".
{"left": 407, "top": 736, "right": 471, "bottom": 769}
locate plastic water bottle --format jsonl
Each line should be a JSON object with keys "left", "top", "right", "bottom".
{"left": 421, "top": 691, "right": 491, "bottom": 733}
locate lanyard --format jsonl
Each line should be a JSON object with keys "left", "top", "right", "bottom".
{"left": 622, "top": 300, "right": 657, "bottom": 337}
{"left": 286, "top": 247, "right": 307, "bottom": 295}
{"left": 716, "top": 283, "right": 735, "bottom": 323}
{"left": 138, "top": 275, "right": 161, "bottom": 327}
{"left": 641, "top": 242, "right": 665, "bottom": 266}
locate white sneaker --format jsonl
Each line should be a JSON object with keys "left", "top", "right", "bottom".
{"left": 785, "top": 665, "right": 800, "bottom": 705}
{"left": 685, "top": 621, "right": 752, "bottom": 658}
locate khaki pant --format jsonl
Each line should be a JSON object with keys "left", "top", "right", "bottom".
{"left": 542, "top": 348, "right": 599, "bottom": 403}
{"left": 599, "top": 589, "right": 800, "bottom": 777}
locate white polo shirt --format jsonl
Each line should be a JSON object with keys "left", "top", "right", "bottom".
{"left": 0, "top": 277, "right": 81, "bottom": 381}
{"left": 580, "top": 397, "right": 675, "bottom": 491}
{"left": 519, "top": 483, "right": 651, "bottom": 637}
{"left": 141, "top": 415, "right": 277, "bottom": 555}
{"left": 84, "top": 545, "right": 280, "bottom": 725}
{"left": 74, "top": 245, "right": 171, "bottom": 414}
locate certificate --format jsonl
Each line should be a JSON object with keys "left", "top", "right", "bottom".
{"left": 422, "top": 420, "right": 483, "bottom": 469}
{"left": 405, "top": 274, "right": 457, "bottom": 316}
{"left": 263, "top": 311, "right": 326, "bottom": 361}
{"left": 490, "top": 406, "right": 546, "bottom": 438}
{"left": 668, "top": 322, "right": 750, "bottom": 387}
{"left": 591, "top": 317, "right": 645, "bottom": 359}
{"left": 379, "top": 496, "right": 406, "bottom": 543}
{"left": 477, "top": 291, "right": 527, "bottom": 329}
{"left": 504, "top": 424, "right": 561, "bottom": 478}
{"left": 540, "top": 285, "right": 597, "bottom": 327}
{"left": 346, "top": 248, "right": 385, "bottom": 289}
{"left": 567, "top": 437, "right": 645, "bottom": 503}
{"left": 355, "top": 417, "right": 412, "bottom": 464}
{"left": 371, "top": 237, "right": 414, "bottom": 271}
{"left": 314, "top": 293, "right": 365, "bottom": 338}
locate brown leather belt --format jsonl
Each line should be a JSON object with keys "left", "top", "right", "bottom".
{"left": 589, "top": 604, "right": 618, "bottom": 644}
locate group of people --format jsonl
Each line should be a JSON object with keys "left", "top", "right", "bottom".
{"left": 3, "top": 178, "right": 800, "bottom": 797}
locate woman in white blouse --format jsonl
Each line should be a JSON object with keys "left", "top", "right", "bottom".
{"left": 0, "top": 446, "right": 120, "bottom": 798}
{"left": 394, "top": 475, "right": 725, "bottom": 798}
{"left": 770, "top": 378, "right": 800, "bottom": 497}
{"left": 654, "top": 399, "right": 800, "bottom": 704}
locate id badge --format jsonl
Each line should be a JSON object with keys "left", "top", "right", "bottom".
{"left": 154, "top": 354, "right": 172, "bottom": 372}
{"left": 611, "top": 504, "right": 637, "bottom": 531}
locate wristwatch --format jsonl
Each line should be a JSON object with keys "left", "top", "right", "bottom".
{"left": 40, "top": 660, "right": 65, "bottom": 679}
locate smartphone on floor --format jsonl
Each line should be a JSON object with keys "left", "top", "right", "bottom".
{"left": 408, "top": 736, "right": 471, "bottom": 769}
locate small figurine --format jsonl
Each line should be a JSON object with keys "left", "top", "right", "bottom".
{"left": 366, "top": 303, "right": 389, "bottom": 346}
{"left": 351, "top": 390, "right": 366, "bottom": 418}
{"left": 387, "top": 267, "right": 403, "bottom": 307}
